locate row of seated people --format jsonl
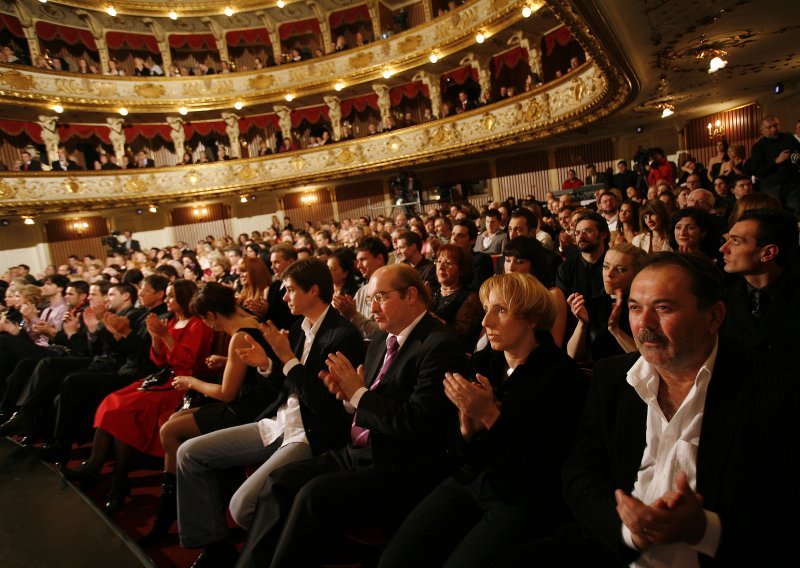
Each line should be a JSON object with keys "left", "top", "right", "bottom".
{"left": 0, "top": 189, "right": 798, "bottom": 565}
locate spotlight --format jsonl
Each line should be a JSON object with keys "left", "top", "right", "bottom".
{"left": 179, "top": 106, "right": 188, "bottom": 115}
{"left": 429, "top": 53, "right": 438, "bottom": 64}
{"left": 168, "top": 11, "right": 178, "bottom": 20}
{"left": 106, "top": 6, "right": 117, "bottom": 17}
{"left": 475, "top": 32, "right": 485, "bottom": 44}
{"left": 708, "top": 56, "right": 727, "bottom": 74}
{"left": 0, "top": 219, "right": 9, "bottom": 226}
{"left": 522, "top": 6, "right": 532, "bottom": 18}
{"left": 661, "top": 107, "right": 674, "bottom": 118}
{"left": 284, "top": 93, "right": 294, "bottom": 102}
{"left": 53, "top": 103, "right": 64, "bottom": 113}
{"left": 240, "top": 195, "right": 248, "bottom": 203}
{"left": 135, "top": 208, "right": 144, "bottom": 215}
{"left": 224, "top": 7, "right": 234, "bottom": 17}
{"left": 635, "top": 125, "right": 643, "bottom": 133}
{"left": 234, "top": 101, "right": 244, "bottom": 110}
{"left": 119, "top": 107, "right": 128, "bottom": 116}
{"left": 277, "top": 0, "right": 285, "bottom": 7}
{"left": 148, "top": 205, "right": 158, "bottom": 213}
{"left": 334, "top": 82, "right": 344, "bottom": 91}
{"left": 23, "top": 217, "right": 35, "bottom": 225}
{"left": 382, "top": 69, "right": 394, "bottom": 79}
{"left": 774, "top": 82, "right": 784, "bottom": 95}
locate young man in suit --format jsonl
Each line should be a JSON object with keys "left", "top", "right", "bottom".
{"left": 19, "top": 150, "right": 42, "bottom": 171}
{"left": 234, "top": 263, "right": 469, "bottom": 567}
{"left": 499, "top": 252, "right": 799, "bottom": 567}
{"left": 176, "top": 258, "right": 365, "bottom": 567}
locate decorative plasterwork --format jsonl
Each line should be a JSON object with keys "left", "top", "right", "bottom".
{"left": 0, "top": 0, "right": 527, "bottom": 113}
{"left": 0, "top": 63, "right": 626, "bottom": 215}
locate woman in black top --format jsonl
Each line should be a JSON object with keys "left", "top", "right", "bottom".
{"left": 430, "top": 244, "right": 483, "bottom": 351}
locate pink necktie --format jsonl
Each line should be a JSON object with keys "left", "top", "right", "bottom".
{"left": 351, "top": 335, "right": 399, "bottom": 447}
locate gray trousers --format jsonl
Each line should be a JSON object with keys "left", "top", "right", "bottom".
{"left": 176, "top": 422, "right": 312, "bottom": 548}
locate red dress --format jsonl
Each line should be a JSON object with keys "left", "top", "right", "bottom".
{"left": 94, "top": 317, "right": 214, "bottom": 457}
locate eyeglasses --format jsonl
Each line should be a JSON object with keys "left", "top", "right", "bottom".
{"left": 574, "top": 227, "right": 598, "bottom": 237}
{"left": 366, "top": 287, "right": 408, "bottom": 305}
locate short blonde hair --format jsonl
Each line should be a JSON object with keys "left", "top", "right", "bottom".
{"left": 17, "top": 284, "right": 42, "bottom": 306}
{"left": 479, "top": 273, "right": 556, "bottom": 331}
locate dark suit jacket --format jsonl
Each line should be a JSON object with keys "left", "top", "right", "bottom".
{"left": 355, "top": 313, "right": 469, "bottom": 488}
{"left": 51, "top": 159, "right": 80, "bottom": 171}
{"left": 470, "top": 250, "right": 494, "bottom": 291}
{"left": 22, "top": 160, "right": 42, "bottom": 171}
{"left": 562, "top": 340, "right": 799, "bottom": 566}
{"left": 266, "top": 280, "right": 301, "bottom": 331}
{"left": 256, "top": 307, "right": 365, "bottom": 455}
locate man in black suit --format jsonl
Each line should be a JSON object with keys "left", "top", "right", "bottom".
{"left": 456, "top": 90, "right": 477, "bottom": 113}
{"left": 19, "top": 150, "right": 42, "bottom": 171}
{"left": 50, "top": 148, "right": 80, "bottom": 171}
{"left": 584, "top": 163, "right": 607, "bottom": 188}
{"left": 611, "top": 160, "right": 637, "bottom": 194}
{"left": 266, "top": 244, "right": 301, "bottom": 331}
{"left": 234, "top": 263, "right": 468, "bottom": 567}
{"left": 719, "top": 208, "right": 800, "bottom": 355}
{"left": 500, "top": 252, "right": 798, "bottom": 566}
{"left": 176, "top": 258, "right": 365, "bottom": 566}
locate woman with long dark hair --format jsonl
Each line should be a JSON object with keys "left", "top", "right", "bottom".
{"left": 327, "top": 248, "right": 360, "bottom": 297}
{"left": 632, "top": 200, "right": 673, "bottom": 253}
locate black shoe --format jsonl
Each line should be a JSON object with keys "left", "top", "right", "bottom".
{"left": 62, "top": 461, "right": 101, "bottom": 489}
{"left": 190, "top": 541, "right": 239, "bottom": 568}
{"left": 0, "top": 409, "right": 36, "bottom": 437}
{"left": 36, "top": 441, "right": 69, "bottom": 464}
{"left": 138, "top": 472, "right": 177, "bottom": 548}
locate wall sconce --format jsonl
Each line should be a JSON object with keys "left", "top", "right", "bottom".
{"left": 299, "top": 193, "right": 318, "bottom": 205}
{"left": 707, "top": 119, "right": 725, "bottom": 140}
{"left": 240, "top": 195, "right": 249, "bottom": 203}
{"left": 72, "top": 220, "right": 89, "bottom": 234}
{"left": 192, "top": 206, "right": 209, "bottom": 219}
{"left": 148, "top": 205, "right": 158, "bottom": 213}
{"left": 23, "top": 216, "right": 35, "bottom": 225}
{"left": 659, "top": 104, "right": 675, "bottom": 118}
{"left": 708, "top": 56, "right": 727, "bottom": 73}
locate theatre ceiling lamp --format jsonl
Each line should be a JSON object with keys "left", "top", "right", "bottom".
{"left": 660, "top": 106, "right": 674, "bottom": 118}
{"left": 224, "top": 7, "right": 234, "bottom": 17}
{"left": 708, "top": 56, "right": 727, "bottom": 73}
{"left": 22, "top": 216, "right": 34, "bottom": 225}
{"left": 429, "top": 53, "right": 439, "bottom": 63}
{"left": 168, "top": 11, "right": 178, "bottom": 20}
{"left": 522, "top": 6, "right": 532, "bottom": 18}
{"left": 148, "top": 205, "right": 158, "bottom": 213}
{"left": 284, "top": 93, "right": 295, "bottom": 102}
{"left": 334, "top": 82, "right": 344, "bottom": 91}
{"left": 179, "top": 107, "right": 188, "bottom": 115}
{"left": 106, "top": 6, "right": 117, "bottom": 17}
{"left": 53, "top": 103, "right": 64, "bottom": 113}
{"left": 240, "top": 195, "right": 248, "bottom": 203}
{"left": 119, "top": 107, "right": 128, "bottom": 116}
{"left": 234, "top": 101, "right": 244, "bottom": 110}
{"left": 382, "top": 69, "right": 395, "bottom": 79}
{"left": 277, "top": 0, "right": 285, "bottom": 8}
{"left": 475, "top": 32, "right": 486, "bottom": 44}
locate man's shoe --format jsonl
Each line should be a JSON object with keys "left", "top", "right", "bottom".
{"left": 0, "top": 410, "right": 36, "bottom": 437}
{"left": 190, "top": 541, "right": 239, "bottom": 568}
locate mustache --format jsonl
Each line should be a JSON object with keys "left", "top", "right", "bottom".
{"left": 637, "top": 329, "right": 665, "bottom": 344}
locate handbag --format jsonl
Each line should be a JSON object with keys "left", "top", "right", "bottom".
{"left": 137, "top": 367, "right": 173, "bottom": 391}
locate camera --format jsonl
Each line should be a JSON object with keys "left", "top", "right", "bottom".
{"left": 101, "top": 231, "right": 127, "bottom": 252}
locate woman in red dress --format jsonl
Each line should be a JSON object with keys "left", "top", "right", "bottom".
{"left": 64, "top": 279, "right": 213, "bottom": 513}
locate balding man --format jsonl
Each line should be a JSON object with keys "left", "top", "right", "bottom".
{"left": 236, "top": 264, "right": 469, "bottom": 567}
{"left": 686, "top": 188, "right": 715, "bottom": 212}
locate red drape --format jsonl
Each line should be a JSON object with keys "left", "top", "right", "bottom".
{"left": 240, "top": 114, "right": 279, "bottom": 131}
{"left": 168, "top": 33, "right": 216, "bottom": 51}
{"left": 278, "top": 19, "right": 321, "bottom": 41}
{"left": 0, "top": 14, "right": 24, "bottom": 38}
{"left": 185, "top": 121, "right": 227, "bottom": 138}
{"left": 124, "top": 124, "right": 171, "bottom": 142}
{"left": 491, "top": 47, "right": 527, "bottom": 77}
{"left": 543, "top": 26, "right": 572, "bottom": 56}
{"left": 390, "top": 82, "right": 430, "bottom": 106}
{"left": 341, "top": 94, "right": 379, "bottom": 116}
{"left": 58, "top": 123, "right": 110, "bottom": 143}
{"left": 291, "top": 105, "right": 329, "bottom": 128}
{"left": 106, "top": 31, "right": 159, "bottom": 53}
{"left": 226, "top": 28, "right": 271, "bottom": 46}
{"left": 329, "top": 5, "right": 370, "bottom": 29}
{"left": 0, "top": 119, "right": 42, "bottom": 142}
{"left": 35, "top": 22, "right": 97, "bottom": 50}
{"left": 440, "top": 65, "right": 479, "bottom": 85}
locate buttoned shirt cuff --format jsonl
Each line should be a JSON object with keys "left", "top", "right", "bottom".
{"left": 343, "top": 400, "right": 356, "bottom": 415}
{"left": 349, "top": 386, "right": 368, "bottom": 408}
{"left": 692, "top": 510, "right": 721, "bottom": 558}
{"left": 257, "top": 358, "right": 274, "bottom": 377}
{"left": 282, "top": 358, "right": 300, "bottom": 376}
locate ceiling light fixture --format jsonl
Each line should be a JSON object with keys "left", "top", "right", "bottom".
{"left": 23, "top": 217, "right": 34, "bottom": 225}
{"left": 119, "top": 107, "right": 128, "bottom": 116}
{"left": 522, "top": 6, "right": 532, "bottom": 18}
{"left": 106, "top": 6, "right": 117, "bottom": 17}
{"left": 708, "top": 56, "right": 727, "bottom": 73}
{"left": 277, "top": 0, "right": 285, "bottom": 7}
{"left": 774, "top": 82, "right": 784, "bottom": 95}
{"left": 334, "top": 81, "right": 344, "bottom": 91}
{"left": 178, "top": 106, "right": 188, "bottom": 115}
{"left": 168, "top": 11, "right": 178, "bottom": 20}
{"left": 53, "top": 103, "right": 64, "bottom": 113}
{"left": 240, "top": 195, "right": 248, "bottom": 203}
{"left": 475, "top": 32, "right": 485, "bottom": 44}
{"left": 224, "top": 7, "right": 234, "bottom": 17}
{"left": 382, "top": 69, "right": 394, "bottom": 79}
{"left": 234, "top": 100, "right": 244, "bottom": 110}
{"left": 661, "top": 106, "right": 675, "bottom": 118}
{"left": 284, "top": 93, "right": 294, "bottom": 102}
{"left": 148, "top": 205, "right": 158, "bottom": 213}
{"left": 429, "top": 53, "right": 438, "bottom": 63}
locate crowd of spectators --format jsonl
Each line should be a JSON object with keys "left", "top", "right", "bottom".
{"left": 0, "top": 115, "right": 798, "bottom": 566}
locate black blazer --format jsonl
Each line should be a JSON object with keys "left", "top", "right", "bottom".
{"left": 355, "top": 313, "right": 470, "bottom": 488}
{"left": 51, "top": 159, "right": 80, "bottom": 171}
{"left": 562, "top": 339, "right": 799, "bottom": 566}
{"left": 256, "top": 307, "right": 365, "bottom": 454}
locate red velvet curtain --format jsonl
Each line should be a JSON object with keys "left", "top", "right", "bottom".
{"left": 341, "top": 94, "right": 379, "bottom": 116}
{"left": 543, "top": 26, "right": 572, "bottom": 56}
{"left": 0, "top": 14, "right": 24, "bottom": 38}
{"left": 440, "top": 65, "right": 479, "bottom": 85}
{"left": 35, "top": 22, "right": 97, "bottom": 50}
{"left": 0, "top": 119, "right": 42, "bottom": 142}
{"left": 390, "top": 82, "right": 429, "bottom": 106}
{"left": 58, "top": 123, "right": 111, "bottom": 143}
{"left": 106, "top": 31, "right": 159, "bottom": 53}
{"left": 125, "top": 124, "right": 171, "bottom": 142}
{"left": 491, "top": 47, "right": 527, "bottom": 78}
{"left": 226, "top": 28, "right": 271, "bottom": 46}
{"left": 185, "top": 121, "right": 227, "bottom": 138}
{"left": 278, "top": 19, "right": 321, "bottom": 41}
{"left": 291, "top": 105, "right": 329, "bottom": 128}
{"left": 329, "top": 5, "right": 370, "bottom": 29}
{"left": 239, "top": 114, "right": 279, "bottom": 131}
{"left": 168, "top": 33, "right": 216, "bottom": 51}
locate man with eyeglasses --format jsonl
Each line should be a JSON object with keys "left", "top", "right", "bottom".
{"left": 556, "top": 212, "right": 610, "bottom": 348}
{"left": 235, "top": 263, "right": 468, "bottom": 567}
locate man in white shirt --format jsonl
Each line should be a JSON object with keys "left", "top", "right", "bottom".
{"left": 175, "top": 258, "right": 364, "bottom": 567}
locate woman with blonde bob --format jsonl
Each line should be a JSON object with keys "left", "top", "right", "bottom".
{"left": 379, "top": 273, "right": 589, "bottom": 568}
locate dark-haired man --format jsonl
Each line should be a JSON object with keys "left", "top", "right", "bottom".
{"left": 473, "top": 209, "right": 507, "bottom": 255}
{"left": 332, "top": 236, "right": 388, "bottom": 339}
{"left": 265, "top": 244, "right": 301, "bottom": 331}
{"left": 395, "top": 231, "right": 437, "bottom": 290}
{"left": 177, "top": 258, "right": 365, "bottom": 567}
{"left": 719, "top": 208, "right": 800, "bottom": 354}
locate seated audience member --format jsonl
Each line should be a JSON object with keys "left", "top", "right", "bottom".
{"left": 473, "top": 209, "right": 508, "bottom": 255}
{"left": 19, "top": 150, "right": 42, "bottom": 171}
{"left": 503, "top": 237, "right": 567, "bottom": 347}
{"left": 175, "top": 258, "right": 365, "bottom": 566}
{"left": 507, "top": 206, "right": 556, "bottom": 256}
{"left": 51, "top": 148, "right": 80, "bottom": 171}
{"left": 450, "top": 219, "right": 495, "bottom": 291}
{"left": 236, "top": 256, "right": 272, "bottom": 319}
{"left": 379, "top": 273, "right": 588, "bottom": 567}
{"left": 499, "top": 252, "right": 798, "bottom": 567}
{"left": 332, "top": 236, "right": 388, "bottom": 340}
{"left": 266, "top": 244, "right": 302, "bottom": 331}
{"left": 632, "top": 200, "right": 673, "bottom": 253}
{"left": 229, "top": 264, "right": 469, "bottom": 567}
{"left": 727, "top": 192, "right": 782, "bottom": 229}
{"left": 562, "top": 169, "right": 584, "bottom": 190}
{"left": 612, "top": 200, "right": 641, "bottom": 245}
{"left": 718, "top": 143, "right": 749, "bottom": 182}
{"left": 395, "top": 231, "right": 437, "bottom": 291}
{"left": 730, "top": 174, "right": 754, "bottom": 200}
{"left": 139, "top": 283, "right": 280, "bottom": 547}
{"left": 430, "top": 244, "right": 483, "bottom": 351}
{"left": 719, "top": 208, "right": 800, "bottom": 355}
{"left": 327, "top": 248, "right": 360, "bottom": 297}
{"left": 566, "top": 243, "right": 643, "bottom": 363}
{"left": 63, "top": 280, "right": 213, "bottom": 512}
{"left": 686, "top": 188, "right": 716, "bottom": 212}
{"left": 556, "top": 212, "right": 608, "bottom": 306}
{"left": 670, "top": 207, "right": 721, "bottom": 260}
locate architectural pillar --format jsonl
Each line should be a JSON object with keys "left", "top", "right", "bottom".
{"left": 412, "top": 70, "right": 441, "bottom": 118}
{"left": 372, "top": 83, "right": 391, "bottom": 124}
{"left": 221, "top": 113, "right": 241, "bottom": 158}
{"left": 324, "top": 96, "right": 342, "bottom": 141}
{"left": 143, "top": 18, "right": 172, "bottom": 73}
{"left": 106, "top": 118, "right": 126, "bottom": 161}
{"left": 37, "top": 115, "right": 60, "bottom": 164}
{"left": 202, "top": 17, "right": 229, "bottom": 65}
